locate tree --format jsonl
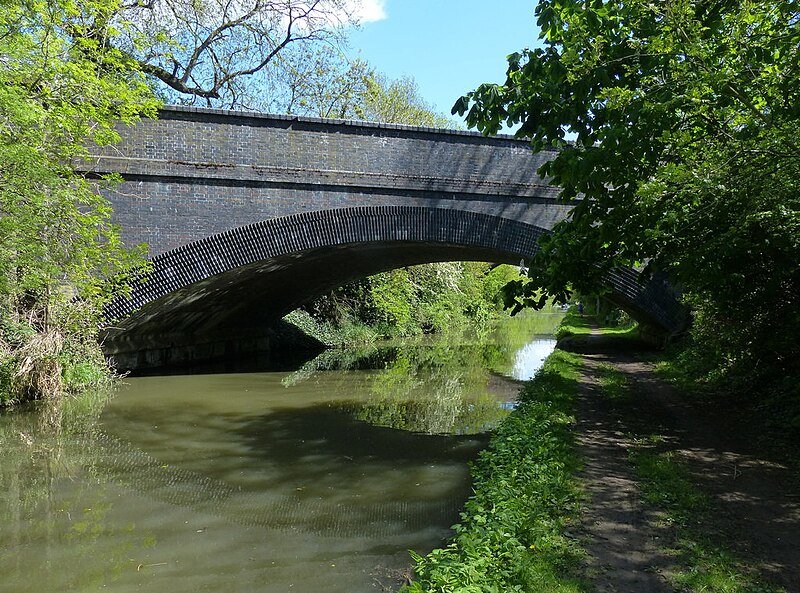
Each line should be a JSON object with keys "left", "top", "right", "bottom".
{"left": 0, "top": 0, "right": 158, "bottom": 404}
{"left": 260, "top": 49, "right": 459, "bottom": 127}
{"left": 258, "top": 43, "right": 372, "bottom": 116}
{"left": 107, "top": 0, "right": 357, "bottom": 106}
{"left": 454, "top": 0, "right": 800, "bottom": 387}
{"left": 361, "top": 74, "right": 457, "bottom": 128}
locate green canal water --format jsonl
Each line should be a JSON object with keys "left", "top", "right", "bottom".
{"left": 0, "top": 313, "right": 561, "bottom": 593}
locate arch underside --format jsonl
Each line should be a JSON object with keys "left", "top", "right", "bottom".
{"left": 102, "top": 206, "right": 685, "bottom": 369}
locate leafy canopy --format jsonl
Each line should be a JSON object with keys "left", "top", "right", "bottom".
{"left": 454, "top": 0, "right": 800, "bottom": 383}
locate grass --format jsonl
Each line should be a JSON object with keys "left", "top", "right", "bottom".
{"left": 646, "top": 343, "right": 715, "bottom": 397}
{"left": 596, "top": 362, "right": 630, "bottom": 403}
{"left": 555, "top": 309, "right": 640, "bottom": 348}
{"left": 402, "top": 349, "right": 590, "bottom": 593}
{"left": 553, "top": 310, "right": 596, "bottom": 340}
{"left": 630, "top": 442, "right": 787, "bottom": 593}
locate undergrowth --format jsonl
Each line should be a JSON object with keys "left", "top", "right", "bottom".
{"left": 402, "top": 349, "right": 589, "bottom": 593}
{"left": 282, "top": 309, "right": 381, "bottom": 347}
{"left": 1, "top": 316, "right": 113, "bottom": 407}
{"left": 651, "top": 340, "right": 800, "bottom": 471}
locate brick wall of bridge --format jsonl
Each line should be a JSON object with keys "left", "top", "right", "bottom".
{"left": 86, "top": 106, "right": 570, "bottom": 257}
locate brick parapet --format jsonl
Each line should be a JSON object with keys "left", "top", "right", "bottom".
{"left": 155, "top": 104, "right": 522, "bottom": 140}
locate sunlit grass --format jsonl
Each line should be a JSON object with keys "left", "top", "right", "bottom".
{"left": 596, "top": 362, "right": 630, "bottom": 403}
{"left": 555, "top": 309, "right": 639, "bottom": 342}
{"left": 554, "top": 310, "right": 595, "bottom": 339}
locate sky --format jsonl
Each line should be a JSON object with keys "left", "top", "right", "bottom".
{"left": 347, "top": 0, "right": 543, "bottom": 122}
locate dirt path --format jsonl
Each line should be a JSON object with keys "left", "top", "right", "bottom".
{"left": 573, "top": 336, "right": 800, "bottom": 593}
{"left": 575, "top": 349, "right": 675, "bottom": 591}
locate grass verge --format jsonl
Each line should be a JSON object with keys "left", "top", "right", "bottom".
{"left": 553, "top": 310, "right": 596, "bottom": 340}
{"left": 554, "top": 310, "right": 640, "bottom": 353}
{"left": 595, "top": 363, "right": 788, "bottom": 593}
{"left": 402, "top": 349, "right": 589, "bottom": 593}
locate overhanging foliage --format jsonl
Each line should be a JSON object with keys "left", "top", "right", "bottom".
{"left": 455, "top": 0, "right": 800, "bottom": 388}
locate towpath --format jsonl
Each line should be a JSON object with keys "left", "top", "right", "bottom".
{"left": 572, "top": 331, "right": 800, "bottom": 592}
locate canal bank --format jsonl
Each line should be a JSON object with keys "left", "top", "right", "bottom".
{"left": 402, "top": 348, "right": 587, "bottom": 593}
{"left": 404, "top": 313, "right": 800, "bottom": 593}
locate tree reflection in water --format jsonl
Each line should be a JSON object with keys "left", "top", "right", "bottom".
{"left": 0, "top": 390, "right": 157, "bottom": 591}
{"left": 282, "top": 311, "right": 563, "bottom": 435}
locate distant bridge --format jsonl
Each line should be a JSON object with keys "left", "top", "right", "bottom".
{"left": 83, "top": 106, "right": 684, "bottom": 370}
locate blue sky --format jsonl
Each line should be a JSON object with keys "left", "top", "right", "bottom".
{"left": 348, "top": 1, "right": 543, "bottom": 121}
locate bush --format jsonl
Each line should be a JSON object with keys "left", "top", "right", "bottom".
{"left": 0, "top": 351, "right": 15, "bottom": 405}
{"left": 301, "top": 263, "right": 526, "bottom": 344}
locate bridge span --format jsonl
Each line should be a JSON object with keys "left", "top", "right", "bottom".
{"left": 83, "top": 106, "right": 684, "bottom": 370}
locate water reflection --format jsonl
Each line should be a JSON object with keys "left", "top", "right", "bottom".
{"left": 284, "top": 343, "right": 511, "bottom": 435}
{"left": 0, "top": 396, "right": 160, "bottom": 593}
{"left": 0, "top": 312, "right": 562, "bottom": 593}
{"left": 511, "top": 338, "right": 558, "bottom": 380}
{"left": 282, "top": 311, "right": 564, "bottom": 434}
{"left": 234, "top": 403, "right": 485, "bottom": 536}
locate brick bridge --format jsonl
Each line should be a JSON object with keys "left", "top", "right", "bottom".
{"left": 85, "top": 105, "right": 684, "bottom": 370}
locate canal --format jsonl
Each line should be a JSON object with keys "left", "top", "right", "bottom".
{"left": 0, "top": 312, "right": 561, "bottom": 593}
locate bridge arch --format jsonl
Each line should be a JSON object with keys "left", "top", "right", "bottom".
{"left": 103, "top": 205, "right": 683, "bottom": 371}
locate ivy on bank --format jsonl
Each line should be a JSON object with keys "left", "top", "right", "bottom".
{"left": 403, "top": 349, "right": 588, "bottom": 593}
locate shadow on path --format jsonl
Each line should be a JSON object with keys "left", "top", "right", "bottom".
{"left": 574, "top": 330, "right": 674, "bottom": 592}
{"left": 572, "top": 328, "right": 800, "bottom": 592}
